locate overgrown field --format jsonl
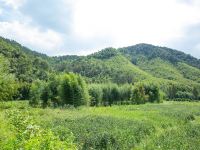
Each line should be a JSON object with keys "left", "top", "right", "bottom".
{"left": 1, "top": 101, "right": 200, "bottom": 150}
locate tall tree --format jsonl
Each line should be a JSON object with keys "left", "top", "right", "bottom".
{"left": 0, "top": 55, "right": 18, "bottom": 101}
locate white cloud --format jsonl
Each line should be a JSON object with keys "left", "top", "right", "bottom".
{"left": 1, "top": 0, "right": 26, "bottom": 9}
{"left": 0, "top": 21, "right": 64, "bottom": 55}
{"left": 72, "top": 0, "right": 200, "bottom": 48}
{"left": 1, "top": 0, "right": 200, "bottom": 57}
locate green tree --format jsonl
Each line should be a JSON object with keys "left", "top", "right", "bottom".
{"left": 29, "top": 80, "right": 44, "bottom": 106}
{"left": 58, "top": 73, "right": 89, "bottom": 107}
{"left": 168, "top": 84, "right": 178, "bottom": 99}
{"left": 47, "top": 74, "right": 61, "bottom": 106}
{"left": 89, "top": 84, "right": 103, "bottom": 106}
{"left": 131, "top": 84, "right": 147, "bottom": 104}
{"left": 58, "top": 74, "right": 73, "bottom": 105}
{"left": 119, "top": 84, "right": 133, "bottom": 102}
{"left": 193, "top": 86, "right": 199, "bottom": 100}
{"left": 144, "top": 84, "right": 161, "bottom": 103}
{"left": 0, "top": 55, "right": 18, "bottom": 101}
{"left": 41, "top": 82, "right": 51, "bottom": 107}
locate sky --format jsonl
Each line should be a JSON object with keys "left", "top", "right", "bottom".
{"left": 0, "top": 0, "right": 200, "bottom": 58}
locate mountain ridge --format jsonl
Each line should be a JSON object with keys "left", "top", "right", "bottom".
{"left": 0, "top": 36, "right": 200, "bottom": 85}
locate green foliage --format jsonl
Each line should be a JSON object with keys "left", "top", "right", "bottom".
{"left": 88, "top": 84, "right": 103, "bottom": 106}
{"left": 118, "top": 84, "right": 133, "bottom": 102}
{"left": 131, "top": 83, "right": 162, "bottom": 104}
{"left": 54, "top": 55, "right": 151, "bottom": 84}
{"left": 0, "top": 37, "right": 51, "bottom": 83}
{"left": 1, "top": 37, "right": 200, "bottom": 103}
{"left": 3, "top": 109, "right": 76, "bottom": 149}
{"left": 16, "top": 82, "right": 31, "bottom": 100}
{"left": 2, "top": 101, "right": 200, "bottom": 149}
{"left": 58, "top": 73, "right": 89, "bottom": 107}
{"left": 131, "top": 84, "right": 147, "bottom": 104}
{"left": 89, "top": 47, "right": 119, "bottom": 59}
{"left": 89, "top": 83, "right": 132, "bottom": 106}
{"left": 101, "top": 83, "right": 119, "bottom": 106}
{"left": 136, "top": 57, "right": 184, "bottom": 81}
{"left": 88, "top": 83, "right": 162, "bottom": 106}
{"left": 53, "top": 116, "right": 155, "bottom": 150}
{"left": 146, "top": 124, "right": 200, "bottom": 150}
{"left": 119, "top": 43, "right": 200, "bottom": 69}
{"left": 193, "top": 86, "right": 199, "bottom": 100}
{"left": 177, "top": 62, "right": 200, "bottom": 83}
{"left": 28, "top": 73, "right": 89, "bottom": 107}
{"left": 0, "top": 37, "right": 51, "bottom": 101}
{"left": 144, "top": 83, "right": 161, "bottom": 103}
{"left": 29, "top": 80, "right": 44, "bottom": 107}
{"left": 166, "top": 83, "right": 200, "bottom": 100}
{"left": 0, "top": 55, "right": 18, "bottom": 101}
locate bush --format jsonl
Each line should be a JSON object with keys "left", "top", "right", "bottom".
{"left": 5, "top": 109, "right": 76, "bottom": 149}
{"left": 56, "top": 116, "right": 155, "bottom": 149}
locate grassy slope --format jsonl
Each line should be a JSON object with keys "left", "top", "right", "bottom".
{"left": 137, "top": 58, "right": 184, "bottom": 81}
{"left": 63, "top": 55, "right": 153, "bottom": 83}
{"left": 135, "top": 58, "right": 200, "bottom": 87}
{"left": 118, "top": 44, "right": 200, "bottom": 88}
{"left": 1, "top": 101, "right": 200, "bottom": 149}
{"left": 103, "top": 55, "right": 152, "bottom": 83}
{"left": 176, "top": 62, "right": 200, "bottom": 83}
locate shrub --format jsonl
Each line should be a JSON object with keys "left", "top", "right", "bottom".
{"left": 5, "top": 109, "right": 77, "bottom": 149}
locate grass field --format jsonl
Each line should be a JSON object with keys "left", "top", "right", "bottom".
{"left": 1, "top": 101, "right": 200, "bottom": 150}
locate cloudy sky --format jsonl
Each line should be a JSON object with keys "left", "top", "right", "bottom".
{"left": 0, "top": 0, "right": 200, "bottom": 58}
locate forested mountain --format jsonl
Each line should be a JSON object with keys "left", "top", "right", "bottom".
{"left": 119, "top": 44, "right": 200, "bottom": 69}
{"left": 0, "top": 36, "right": 200, "bottom": 101}
{"left": 54, "top": 44, "right": 200, "bottom": 84}
{"left": 0, "top": 37, "right": 52, "bottom": 82}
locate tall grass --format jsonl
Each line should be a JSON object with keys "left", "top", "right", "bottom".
{"left": 0, "top": 101, "right": 200, "bottom": 149}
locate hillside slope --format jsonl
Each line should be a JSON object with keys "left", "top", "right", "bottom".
{"left": 0, "top": 37, "right": 199, "bottom": 87}
{"left": 0, "top": 37, "right": 52, "bottom": 84}
{"left": 118, "top": 44, "right": 200, "bottom": 84}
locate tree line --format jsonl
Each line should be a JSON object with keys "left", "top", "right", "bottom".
{"left": 27, "top": 73, "right": 163, "bottom": 107}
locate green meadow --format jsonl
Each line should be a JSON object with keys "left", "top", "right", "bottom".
{"left": 1, "top": 101, "right": 200, "bottom": 150}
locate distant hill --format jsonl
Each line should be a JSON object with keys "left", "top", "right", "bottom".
{"left": 0, "top": 37, "right": 51, "bottom": 82}
{"left": 0, "top": 36, "right": 200, "bottom": 90}
{"left": 119, "top": 44, "right": 200, "bottom": 69}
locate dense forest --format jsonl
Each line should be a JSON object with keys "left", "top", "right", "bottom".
{"left": 0, "top": 36, "right": 200, "bottom": 107}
